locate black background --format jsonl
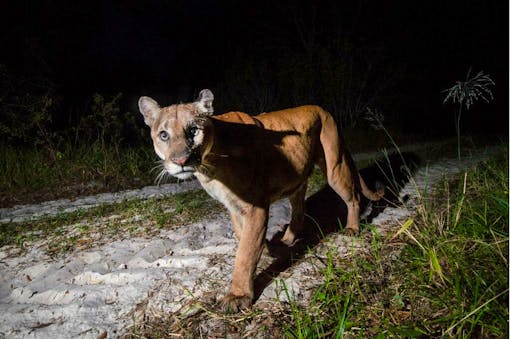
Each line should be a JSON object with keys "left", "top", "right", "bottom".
{"left": 0, "top": 0, "right": 507, "bottom": 136}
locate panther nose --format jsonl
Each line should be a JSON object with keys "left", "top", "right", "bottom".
{"left": 171, "top": 155, "right": 189, "bottom": 166}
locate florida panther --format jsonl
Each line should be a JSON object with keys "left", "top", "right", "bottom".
{"left": 138, "top": 89, "right": 383, "bottom": 312}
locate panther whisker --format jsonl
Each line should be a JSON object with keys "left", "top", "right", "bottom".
{"left": 208, "top": 153, "right": 229, "bottom": 158}
{"left": 154, "top": 168, "right": 167, "bottom": 186}
{"left": 154, "top": 171, "right": 161, "bottom": 186}
{"left": 150, "top": 160, "right": 165, "bottom": 174}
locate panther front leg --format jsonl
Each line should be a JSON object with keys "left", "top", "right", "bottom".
{"left": 221, "top": 205, "right": 268, "bottom": 313}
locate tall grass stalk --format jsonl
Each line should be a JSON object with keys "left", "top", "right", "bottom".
{"left": 442, "top": 68, "right": 495, "bottom": 159}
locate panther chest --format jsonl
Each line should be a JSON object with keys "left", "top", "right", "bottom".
{"left": 194, "top": 172, "right": 245, "bottom": 215}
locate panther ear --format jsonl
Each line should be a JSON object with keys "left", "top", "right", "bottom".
{"left": 138, "top": 96, "right": 160, "bottom": 127}
{"left": 195, "top": 89, "right": 214, "bottom": 115}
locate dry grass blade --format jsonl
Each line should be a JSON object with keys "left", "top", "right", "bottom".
{"left": 453, "top": 172, "right": 468, "bottom": 227}
{"left": 390, "top": 218, "right": 414, "bottom": 241}
{"left": 445, "top": 288, "right": 509, "bottom": 336}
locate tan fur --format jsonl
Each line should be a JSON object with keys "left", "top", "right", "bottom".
{"left": 139, "top": 89, "right": 383, "bottom": 312}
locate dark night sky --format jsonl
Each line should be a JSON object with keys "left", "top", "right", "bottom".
{"left": 0, "top": 0, "right": 508, "bottom": 134}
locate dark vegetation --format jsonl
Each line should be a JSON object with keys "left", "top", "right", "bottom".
{"left": 0, "top": 1, "right": 506, "bottom": 206}
{"left": 0, "top": 68, "right": 157, "bottom": 206}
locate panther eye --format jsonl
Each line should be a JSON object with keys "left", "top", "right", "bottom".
{"left": 188, "top": 126, "right": 200, "bottom": 137}
{"left": 158, "top": 130, "right": 169, "bottom": 141}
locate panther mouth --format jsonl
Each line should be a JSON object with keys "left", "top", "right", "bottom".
{"left": 166, "top": 164, "right": 196, "bottom": 180}
{"left": 172, "top": 169, "right": 195, "bottom": 180}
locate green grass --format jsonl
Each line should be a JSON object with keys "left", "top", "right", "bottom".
{"left": 0, "top": 143, "right": 161, "bottom": 207}
{"left": 282, "top": 250, "right": 358, "bottom": 338}
{"left": 283, "top": 147, "right": 509, "bottom": 338}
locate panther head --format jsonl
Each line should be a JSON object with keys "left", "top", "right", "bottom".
{"left": 138, "top": 89, "right": 214, "bottom": 180}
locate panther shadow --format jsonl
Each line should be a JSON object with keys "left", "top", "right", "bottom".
{"left": 253, "top": 152, "right": 420, "bottom": 301}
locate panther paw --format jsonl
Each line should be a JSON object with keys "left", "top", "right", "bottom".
{"left": 220, "top": 293, "right": 252, "bottom": 313}
{"left": 343, "top": 227, "right": 359, "bottom": 237}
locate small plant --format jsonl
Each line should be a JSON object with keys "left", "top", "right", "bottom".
{"left": 77, "top": 93, "right": 124, "bottom": 153}
{"left": 0, "top": 65, "right": 62, "bottom": 159}
{"left": 442, "top": 68, "right": 495, "bottom": 159}
{"left": 281, "top": 250, "right": 357, "bottom": 338}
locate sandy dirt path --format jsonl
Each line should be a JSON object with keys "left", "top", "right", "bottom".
{"left": 0, "top": 146, "right": 496, "bottom": 338}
